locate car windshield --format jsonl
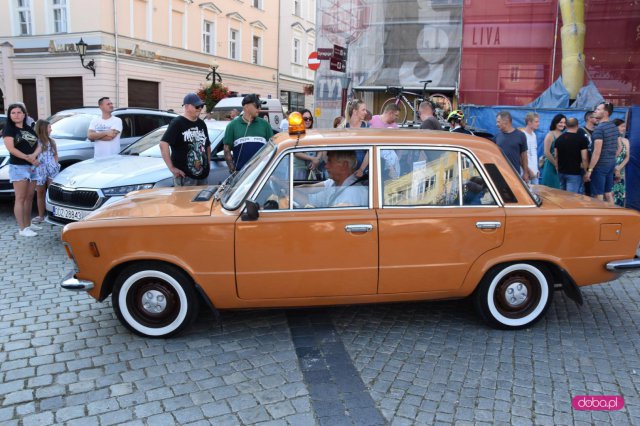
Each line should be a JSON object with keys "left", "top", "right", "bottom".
{"left": 50, "top": 113, "right": 98, "bottom": 140}
{"left": 222, "top": 141, "right": 277, "bottom": 210}
{"left": 120, "top": 127, "right": 224, "bottom": 157}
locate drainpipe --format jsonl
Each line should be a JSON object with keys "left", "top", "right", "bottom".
{"left": 275, "top": 0, "right": 281, "bottom": 101}
{"left": 113, "top": 0, "right": 121, "bottom": 106}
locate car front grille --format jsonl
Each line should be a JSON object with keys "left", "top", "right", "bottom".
{"left": 48, "top": 185, "right": 100, "bottom": 209}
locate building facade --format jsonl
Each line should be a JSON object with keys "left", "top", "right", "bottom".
{"left": 0, "top": 0, "right": 280, "bottom": 119}
{"left": 278, "top": 0, "right": 315, "bottom": 113}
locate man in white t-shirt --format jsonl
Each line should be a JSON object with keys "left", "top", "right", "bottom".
{"left": 522, "top": 112, "right": 540, "bottom": 184}
{"left": 87, "top": 97, "right": 123, "bottom": 158}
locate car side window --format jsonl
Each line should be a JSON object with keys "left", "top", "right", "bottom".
{"left": 119, "top": 115, "right": 133, "bottom": 138}
{"left": 134, "top": 115, "right": 167, "bottom": 137}
{"left": 461, "top": 154, "right": 496, "bottom": 206}
{"left": 256, "top": 154, "right": 291, "bottom": 210}
{"left": 382, "top": 149, "right": 459, "bottom": 207}
{"left": 293, "top": 149, "right": 369, "bottom": 209}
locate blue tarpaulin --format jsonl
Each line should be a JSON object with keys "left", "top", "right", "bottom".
{"left": 462, "top": 104, "right": 637, "bottom": 209}
{"left": 461, "top": 105, "right": 628, "bottom": 161}
{"left": 527, "top": 78, "right": 571, "bottom": 109}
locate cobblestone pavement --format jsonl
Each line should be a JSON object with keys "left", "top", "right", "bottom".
{"left": 1, "top": 200, "right": 639, "bottom": 425}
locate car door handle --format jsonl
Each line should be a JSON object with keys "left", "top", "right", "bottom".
{"left": 345, "top": 224, "right": 373, "bottom": 233}
{"left": 476, "top": 221, "right": 502, "bottom": 230}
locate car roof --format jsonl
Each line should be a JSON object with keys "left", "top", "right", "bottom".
{"left": 273, "top": 128, "right": 494, "bottom": 151}
{"left": 51, "top": 107, "right": 177, "bottom": 116}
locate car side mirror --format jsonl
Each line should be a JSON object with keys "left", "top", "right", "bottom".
{"left": 241, "top": 200, "right": 260, "bottom": 221}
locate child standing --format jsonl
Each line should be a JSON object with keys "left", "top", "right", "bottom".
{"left": 32, "top": 119, "right": 60, "bottom": 224}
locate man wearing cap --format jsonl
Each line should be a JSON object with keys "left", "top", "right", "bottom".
{"left": 223, "top": 94, "right": 274, "bottom": 173}
{"left": 159, "top": 93, "right": 211, "bottom": 186}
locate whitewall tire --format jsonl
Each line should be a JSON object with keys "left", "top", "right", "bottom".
{"left": 474, "top": 263, "right": 552, "bottom": 329}
{"left": 112, "top": 262, "right": 199, "bottom": 338}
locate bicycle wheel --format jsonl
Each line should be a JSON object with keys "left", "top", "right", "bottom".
{"left": 428, "top": 93, "right": 453, "bottom": 121}
{"left": 380, "top": 97, "right": 408, "bottom": 125}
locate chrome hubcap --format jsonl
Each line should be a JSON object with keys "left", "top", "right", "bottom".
{"left": 505, "top": 282, "right": 528, "bottom": 306}
{"left": 141, "top": 290, "right": 167, "bottom": 313}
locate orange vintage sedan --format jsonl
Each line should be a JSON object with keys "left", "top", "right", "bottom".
{"left": 60, "top": 115, "right": 640, "bottom": 337}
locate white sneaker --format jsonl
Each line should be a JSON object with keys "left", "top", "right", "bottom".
{"left": 32, "top": 216, "right": 44, "bottom": 224}
{"left": 29, "top": 223, "right": 43, "bottom": 230}
{"left": 19, "top": 228, "right": 38, "bottom": 237}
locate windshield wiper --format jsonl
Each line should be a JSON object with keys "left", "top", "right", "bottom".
{"left": 214, "top": 172, "right": 237, "bottom": 201}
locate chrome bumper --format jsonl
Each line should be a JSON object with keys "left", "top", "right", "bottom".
{"left": 606, "top": 258, "right": 640, "bottom": 272}
{"left": 61, "top": 271, "right": 94, "bottom": 291}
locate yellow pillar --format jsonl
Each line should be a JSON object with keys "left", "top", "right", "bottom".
{"left": 559, "top": 0, "right": 586, "bottom": 99}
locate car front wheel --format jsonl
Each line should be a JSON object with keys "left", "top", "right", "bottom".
{"left": 112, "top": 262, "right": 199, "bottom": 338}
{"left": 474, "top": 262, "right": 552, "bottom": 329}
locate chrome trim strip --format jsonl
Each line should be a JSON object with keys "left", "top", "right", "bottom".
{"left": 606, "top": 258, "right": 640, "bottom": 272}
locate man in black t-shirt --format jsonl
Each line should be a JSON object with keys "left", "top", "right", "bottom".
{"left": 554, "top": 118, "right": 589, "bottom": 194}
{"left": 160, "top": 93, "right": 211, "bottom": 186}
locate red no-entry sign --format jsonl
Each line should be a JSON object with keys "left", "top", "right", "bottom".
{"left": 307, "top": 51, "right": 321, "bottom": 71}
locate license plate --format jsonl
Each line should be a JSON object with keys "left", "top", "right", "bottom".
{"left": 52, "top": 206, "right": 91, "bottom": 221}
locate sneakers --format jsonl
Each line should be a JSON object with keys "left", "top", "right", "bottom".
{"left": 31, "top": 216, "right": 44, "bottom": 224}
{"left": 29, "top": 223, "right": 43, "bottom": 230}
{"left": 18, "top": 228, "right": 38, "bottom": 237}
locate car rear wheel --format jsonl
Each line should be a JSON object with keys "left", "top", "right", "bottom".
{"left": 474, "top": 263, "right": 552, "bottom": 329}
{"left": 112, "top": 262, "right": 199, "bottom": 338}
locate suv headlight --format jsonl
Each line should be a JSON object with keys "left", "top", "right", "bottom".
{"left": 102, "top": 183, "right": 154, "bottom": 196}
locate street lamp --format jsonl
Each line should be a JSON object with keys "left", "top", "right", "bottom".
{"left": 206, "top": 60, "right": 222, "bottom": 83}
{"left": 76, "top": 38, "right": 96, "bottom": 77}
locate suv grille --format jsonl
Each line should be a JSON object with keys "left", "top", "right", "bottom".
{"left": 49, "top": 185, "right": 99, "bottom": 208}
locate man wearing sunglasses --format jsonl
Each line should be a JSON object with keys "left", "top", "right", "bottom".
{"left": 160, "top": 93, "right": 211, "bottom": 186}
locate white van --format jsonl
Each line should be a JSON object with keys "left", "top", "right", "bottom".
{"left": 211, "top": 97, "right": 284, "bottom": 130}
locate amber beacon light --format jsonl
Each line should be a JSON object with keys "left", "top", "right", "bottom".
{"left": 288, "top": 112, "right": 306, "bottom": 136}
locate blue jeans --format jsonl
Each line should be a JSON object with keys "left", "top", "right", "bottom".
{"left": 558, "top": 173, "right": 583, "bottom": 194}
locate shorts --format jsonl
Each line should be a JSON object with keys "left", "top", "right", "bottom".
{"left": 9, "top": 164, "right": 38, "bottom": 183}
{"left": 590, "top": 164, "right": 615, "bottom": 196}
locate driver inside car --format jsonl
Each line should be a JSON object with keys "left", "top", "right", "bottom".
{"left": 293, "top": 150, "right": 368, "bottom": 208}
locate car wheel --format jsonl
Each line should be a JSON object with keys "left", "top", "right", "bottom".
{"left": 474, "top": 263, "right": 552, "bottom": 329}
{"left": 112, "top": 262, "right": 199, "bottom": 338}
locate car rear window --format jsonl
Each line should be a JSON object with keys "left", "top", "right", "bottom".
{"left": 484, "top": 163, "right": 517, "bottom": 203}
{"left": 50, "top": 113, "right": 97, "bottom": 140}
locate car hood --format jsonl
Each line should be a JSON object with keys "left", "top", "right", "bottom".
{"left": 85, "top": 187, "right": 216, "bottom": 221}
{"left": 54, "top": 155, "right": 168, "bottom": 188}
{"left": 534, "top": 185, "right": 621, "bottom": 209}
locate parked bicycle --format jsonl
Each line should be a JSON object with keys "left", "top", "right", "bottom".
{"left": 380, "top": 80, "right": 453, "bottom": 126}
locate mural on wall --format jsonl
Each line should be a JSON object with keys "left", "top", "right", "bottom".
{"left": 314, "top": 0, "right": 463, "bottom": 128}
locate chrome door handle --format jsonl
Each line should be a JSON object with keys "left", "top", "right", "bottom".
{"left": 476, "top": 221, "right": 502, "bottom": 230}
{"left": 345, "top": 224, "right": 373, "bottom": 233}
